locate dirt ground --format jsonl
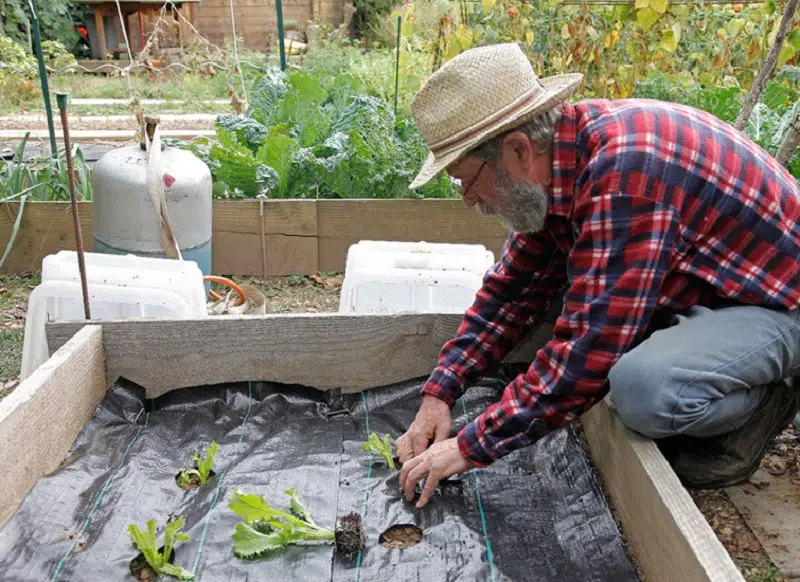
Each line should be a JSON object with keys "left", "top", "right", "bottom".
{"left": 0, "top": 270, "right": 796, "bottom": 581}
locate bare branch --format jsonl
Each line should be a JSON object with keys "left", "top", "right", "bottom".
{"left": 734, "top": 0, "right": 800, "bottom": 131}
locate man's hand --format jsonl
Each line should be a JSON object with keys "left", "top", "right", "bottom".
{"left": 399, "top": 438, "right": 471, "bottom": 508}
{"left": 395, "top": 395, "right": 452, "bottom": 464}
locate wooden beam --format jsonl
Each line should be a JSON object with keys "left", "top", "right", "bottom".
{"left": 0, "top": 326, "right": 106, "bottom": 528}
{"left": 46, "top": 314, "right": 550, "bottom": 398}
{"left": 582, "top": 399, "right": 744, "bottom": 582}
{"left": 93, "top": 6, "right": 107, "bottom": 59}
{"left": 0, "top": 200, "right": 507, "bottom": 276}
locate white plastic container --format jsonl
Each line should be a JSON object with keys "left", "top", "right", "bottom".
{"left": 20, "top": 251, "right": 207, "bottom": 381}
{"left": 343, "top": 240, "right": 495, "bottom": 276}
{"left": 41, "top": 251, "right": 206, "bottom": 314}
{"left": 339, "top": 240, "right": 495, "bottom": 314}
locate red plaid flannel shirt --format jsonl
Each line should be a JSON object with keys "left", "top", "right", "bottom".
{"left": 421, "top": 99, "right": 800, "bottom": 467}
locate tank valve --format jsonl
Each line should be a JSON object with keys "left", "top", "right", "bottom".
{"left": 141, "top": 114, "right": 165, "bottom": 151}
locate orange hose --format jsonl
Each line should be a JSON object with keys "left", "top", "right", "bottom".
{"left": 204, "top": 276, "right": 247, "bottom": 306}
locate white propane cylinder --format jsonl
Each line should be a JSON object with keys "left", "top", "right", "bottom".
{"left": 91, "top": 119, "right": 213, "bottom": 276}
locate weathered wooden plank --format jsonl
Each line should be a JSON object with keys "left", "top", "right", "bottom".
{"left": 582, "top": 398, "right": 744, "bottom": 582}
{"left": 0, "top": 326, "right": 105, "bottom": 527}
{"left": 317, "top": 199, "right": 509, "bottom": 272}
{"left": 0, "top": 200, "right": 319, "bottom": 276}
{"left": 1, "top": 200, "right": 510, "bottom": 276}
{"left": 211, "top": 200, "right": 318, "bottom": 276}
{"left": 0, "top": 201, "right": 92, "bottom": 273}
{"left": 46, "top": 314, "right": 550, "bottom": 398}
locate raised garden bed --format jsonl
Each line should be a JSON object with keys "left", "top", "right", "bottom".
{"left": 0, "top": 200, "right": 507, "bottom": 276}
{"left": 0, "top": 314, "right": 744, "bottom": 581}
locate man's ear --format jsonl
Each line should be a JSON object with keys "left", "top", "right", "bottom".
{"left": 500, "top": 131, "right": 536, "bottom": 177}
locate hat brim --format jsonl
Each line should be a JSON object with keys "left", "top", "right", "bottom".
{"left": 408, "top": 72, "right": 583, "bottom": 190}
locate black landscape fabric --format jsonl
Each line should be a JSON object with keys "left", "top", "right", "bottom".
{"left": 0, "top": 368, "right": 639, "bottom": 581}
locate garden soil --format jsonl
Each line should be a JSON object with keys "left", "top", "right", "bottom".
{"left": 0, "top": 367, "right": 639, "bottom": 581}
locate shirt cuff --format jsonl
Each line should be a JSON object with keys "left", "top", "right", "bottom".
{"left": 456, "top": 420, "right": 495, "bottom": 467}
{"left": 420, "top": 366, "right": 465, "bottom": 407}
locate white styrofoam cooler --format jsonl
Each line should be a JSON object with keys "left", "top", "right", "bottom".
{"left": 339, "top": 241, "right": 495, "bottom": 314}
{"left": 20, "top": 251, "right": 207, "bottom": 380}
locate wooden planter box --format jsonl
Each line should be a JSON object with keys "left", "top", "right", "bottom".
{"left": 0, "top": 314, "right": 745, "bottom": 581}
{"left": 0, "top": 200, "right": 509, "bottom": 276}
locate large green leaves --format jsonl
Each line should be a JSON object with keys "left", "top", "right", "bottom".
{"left": 204, "top": 65, "right": 457, "bottom": 199}
{"left": 228, "top": 488, "right": 335, "bottom": 559}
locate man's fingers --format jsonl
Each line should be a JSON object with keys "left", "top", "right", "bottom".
{"left": 399, "top": 454, "right": 421, "bottom": 492}
{"left": 403, "top": 460, "right": 429, "bottom": 502}
{"left": 416, "top": 471, "right": 442, "bottom": 508}
{"left": 396, "top": 433, "right": 413, "bottom": 464}
{"left": 411, "top": 431, "right": 431, "bottom": 458}
{"left": 433, "top": 421, "right": 449, "bottom": 443}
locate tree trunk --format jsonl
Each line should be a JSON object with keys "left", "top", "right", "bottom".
{"left": 776, "top": 111, "right": 800, "bottom": 167}
{"left": 734, "top": 0, "right": 800, "bottom": 131}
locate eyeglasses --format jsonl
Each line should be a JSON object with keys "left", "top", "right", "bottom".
{"left": 450, "top": 159, "right": 487, "bottom": 199}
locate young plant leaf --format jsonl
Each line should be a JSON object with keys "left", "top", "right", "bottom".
{"left": 159, "top": 563, "right": 196, "bottom": 580}
{"left": 232, "top": 523, "right": 292, "bottom": 557}
{"left": 128, "top": 516, "right": 194, "bottom": 580}
{"left": 128, "top": 519, "right": 161, "bottom": 572}
{"left": 191, "top": 441, "right": 219, "bottom": 485}
{"left": 362, "top": 432, "right": 397, "bottom": 469}
{"left": 285, "top": 486, "right": 316, "bottom": 526}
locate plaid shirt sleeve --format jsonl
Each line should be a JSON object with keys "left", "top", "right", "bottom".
{"left": 420, "top": 225, "right": 569, "bottom": 407}
{"left": 456, "top": 194, "right": 680, "bottom": 467}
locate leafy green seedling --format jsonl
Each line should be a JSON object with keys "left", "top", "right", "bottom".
{"left": 176, "top": 441, "right": 219, "bottom": 490}
{"left": 128, "top": 516, "right": 194, "bottom": 580}
{"left": 229, "top": 487, "right": 364, "bottom": 559}
{"left": 363, "top": 432, "right": 397, "bottom": 469}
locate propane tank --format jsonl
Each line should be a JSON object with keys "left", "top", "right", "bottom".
{"left": 91, "top": 115, "right": 213, "bottom": 276}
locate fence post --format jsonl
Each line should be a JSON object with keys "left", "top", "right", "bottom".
{"left": 27, "top": 0, "right": 57, "bottom": 157}
{"left": 276, "top": 0, "right": 286, "bottom": 70}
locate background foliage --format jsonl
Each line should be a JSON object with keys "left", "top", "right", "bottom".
{"left": 1, "top": 0, "right": 91, "bottom": 55}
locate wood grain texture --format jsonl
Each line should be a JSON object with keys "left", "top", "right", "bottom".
{"left": 46, "top": 314, "right": 551, "bottom": 398}
{"left": 0, "top": 326, "right": 106, "bottom": 527}
{"left": 582, "top": 398, "right": 744, "bottom": 582}
{"left": 211, "top": 200, "right": 318, "bottom": 276}
{"left": 317, "top": 199, "right": 509, "bottom": 272}
{"left": 0, "top": 200, "right": 510, "bottom": 276}
{"left": 0, "top": 201, "right": 93, "bottom": 273}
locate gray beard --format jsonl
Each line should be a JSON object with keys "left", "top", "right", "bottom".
{"left": 475, "top": 167, "right": 549, "bottom": 233}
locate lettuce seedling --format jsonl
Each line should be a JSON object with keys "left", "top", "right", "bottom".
{"left": 176, "top": 441, "right": 219, "bottom": 489}
{"left": 229, "top": 488, "right": 364, "bottom": 559}
{"left": 362, "top": 432, "right": 396, "bottom": 469}
{"left": 128, "top": 516, "right": 194, "bottom": 580}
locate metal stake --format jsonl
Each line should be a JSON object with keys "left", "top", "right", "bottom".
{"left": 276, "top": 0, "right": 286, "bottom": 70}
{"left": 55, "top": 92, "right": 91, "bottom": 320}
{"left": 394, "top": 16, "right": 401, "bottom": 116}
{"left": 27, "top": 0, "right": 57, "bottom": 157}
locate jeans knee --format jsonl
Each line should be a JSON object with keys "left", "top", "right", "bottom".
{"left": 608, "top": 352, "right": 677, "bottom": 438}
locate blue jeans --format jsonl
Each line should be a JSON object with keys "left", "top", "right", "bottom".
{"left": 608, "top": 304, "right": 800, "bottom": 439}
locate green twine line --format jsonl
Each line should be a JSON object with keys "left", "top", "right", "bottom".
{"left": 191, "top": 380, "right": 254, "bottom": 578}
{"left": 51, "top": 411, "right": 150, "bottom": 581}
{"left": 354, "top": 391, "right": 372, "bottom": 581}
{"left": 460, "top": 398, "right": 497, "bottom": 582}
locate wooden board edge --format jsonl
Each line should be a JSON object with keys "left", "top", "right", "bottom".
{"left": 0, "top": 325, "right": 106, "bottom": 528}
{"left": 45, "top": 314, "right": 551, "bottom": 397}
{"left": 582, "top": 398, "right": 744, "bottom": 582}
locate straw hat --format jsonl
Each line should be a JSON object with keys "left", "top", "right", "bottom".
{"left": 409, "top": 43, "right": 583, "bottom": 189}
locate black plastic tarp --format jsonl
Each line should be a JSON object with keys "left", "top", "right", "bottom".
{"left": 0, "top": 369, "right": 639, "bottom": 581}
